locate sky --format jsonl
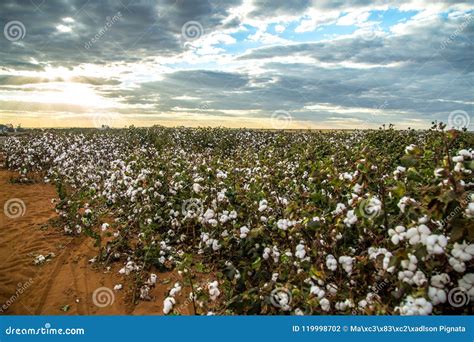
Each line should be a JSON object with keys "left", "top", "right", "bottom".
{"left": 0, "top": 0, "right": 473, "bottom": 130}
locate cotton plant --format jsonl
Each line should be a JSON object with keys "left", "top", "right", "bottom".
{"left": 3, "top": 125, "right": 473, "bottom": 315}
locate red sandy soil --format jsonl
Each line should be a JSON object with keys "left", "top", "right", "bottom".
{"left": 0, "top": 169, "right": 193, "bottom": 315}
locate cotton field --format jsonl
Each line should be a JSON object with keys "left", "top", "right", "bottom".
{"left": 2, "top": 124, "right": 473, "bottom": 315}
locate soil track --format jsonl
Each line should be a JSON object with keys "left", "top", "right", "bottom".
{"left": 0, "top": 169, "right": 192, "bottom": 315}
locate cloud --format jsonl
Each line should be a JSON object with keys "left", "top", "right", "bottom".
{"left": 0, "top": 0, "right": 472, "bottom": 129}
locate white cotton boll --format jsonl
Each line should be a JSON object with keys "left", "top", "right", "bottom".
{"left": 412, "top": 271, "right": 427, "bottom": 287}
{"left": 326, "top": 254, "right": 338, "bottom": 271}
{"left": 240, "top": 226, "right": 250, "bottom": 238}
{"left": 466, "top": 203, "right": 474, "bottom": 218}
{"left": 332, "top": 203, "right": 346, "bottom": 216}
{"left": 398, "top": 296, "right": 433, "bottom": 316}
{"left": 258, "top": 199, "right": 268, "bottom": 212}
{"left": 101, "top": 223, "right": 110, "bottom": 231}
{"left": 353, "top": 183, "right": 363, "bottom": 194}
{"left": 170, "top": 282, "right": 182, "bottom": 297}
{"left": 451, "top": 241, "right": 474, "bottom": 261}
{"left": 431, "top": 274, "right": 450, "bottom": 289}
{"left": 114, "top": 284, "right": 123, "bottom": 291}
{"left": 295, "top": 243, "right": 306, "bottom": 259}
{"left": 458, "top": 273, "right": 474, "bottom": 300}
{"left": 310, "top": 285, "right": 325, "bottom": 299}
{"left": 263, "top": 247, "right": 271, "bottom": 260}
{"left": 271, "top": 273, "right": 279, "bottom": 282}
{"left": 192, "top": 183, "right": 202, "bottom": 193}
{"left": 326, "top": 283, "right": 338, "bottom": 295}
{"left": 426, "top": 234, "right": 447, "bottom": 255}
{"left": 163, "top": 297, "right": 175, "bottom": 314}
{"left": 401, "top": 254, "right": 418, "bottom": 272}
{"left": 343, "top": 210, "right": 358, "bottom": 227}
{"left": 34, "top": 255, "right": 46, "bottom": 265}
{"left": 338, "top": 256, "right": 354, "bottom": 274}
{"left": 452, "top": 155, "right": 464, "bottom": 163}
{"left": 388, "top": 225, "right": 406, "bottom": 245}
{"left": 449, "top": 257, "right": 466, "bottom": 273}
{"left": 294, "top": 308, "right": 304, "bottom": 315}
{"left": 208, "top": 281, "right": 220, "bottom": 301}
{"left": 203, "top": 209, "right": 215, "bottom": 220}
{"left": 148, "top": 273, "right": 157, "bottom": 286}
{"left": 212, "top": 239, "right": 221, "bottom": 251}
{"left": 405, "top": 225, "right": 431, "bottom": 245}
{"left": 320, "top": 298, "right": 330, "bottom": 312}
{"left": 335, "top": 299, "right": 353, "bottom": 311}
{"left": 398, "top": 196, "right": 416, "bottom": 213}
{"left": 428, "top": 287, "right": 446, "bottom": 305}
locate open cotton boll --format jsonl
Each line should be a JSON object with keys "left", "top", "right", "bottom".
{"left": 466, "top": 203, "right": 474, "bottom": 218}
{"left": 405, "top": 224, "right": 431, "bottom": 245}
{"left": 449, "top": 257, "right": 466, "bottom": 273}
{"left": 310, "top": 285, "right": 325, "bottom": 299}
{"left": 239, "top": 226, "right": 250, "bottom": 238}
{"left": 320, "top": 298, "right": 330, "bottom": 312}
{"left": 148, "top": 273, "right": 157, "bottom": 286}
{"left": 208, "top": 281, "right": 220, "bottom": 301}
{"left": 451, "top": 241, "right": 474, "bottom": 261}
{"left": 398, "top": 296, "right": 433, "bottom": 315}
{"left": 169, "top": 282, "right": 182, "bottom": 297}
{"left": 425, "top": 235, "right": 447, "bottom": 255}
{"left": 428, "top": 287, "right": 446, "bottom": 305}
{"left": 343, "top": 210, "right": 357, "bottom": 227}
{"left": 163, "top": 297, "right": 175, "bottom": 314}
{"left": 101, "top": 223, "right": 110, "bottom": 231}
{"left": 338, "top": 256, "right": 354, "bottom": 274}
{"left": 113, "top": 284, "right": 123, "bottom": 291}
{"left": 332, "top": 203, "right": 346, "bottom": 216}
{"left": 326, "top": 254, "right": 337, "bottom": 271}
{"left": 388, "top": 225, "right": 406, "bottom": 245}
{"left": 458, "top": 273, "right": 474, "bottom": 300}
{"left": 430, "top": 274, "right": 450, "bottom": 288}
{"left": 295, "top": 242, "right": 306, "bottom": 259}
{"left": 258, "top": 199, "right": 268, "bottom": 212}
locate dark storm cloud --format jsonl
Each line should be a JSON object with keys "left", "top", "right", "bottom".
{"left": 0, "top": 0, "right": 241, "bottom": 69}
